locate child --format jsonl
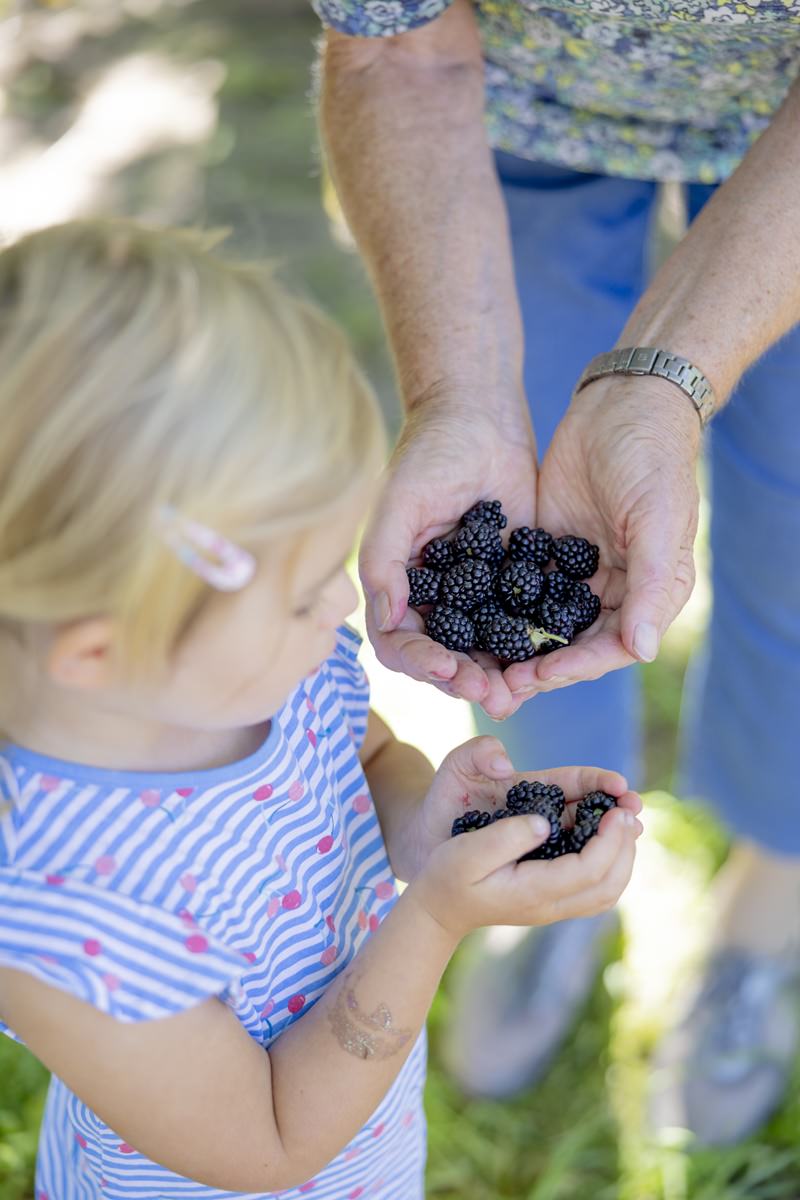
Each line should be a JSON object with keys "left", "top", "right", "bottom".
{"left": 0, "top": 220, "right": 642, "bottom": 1200}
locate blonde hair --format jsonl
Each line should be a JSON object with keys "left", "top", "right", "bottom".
{"left": 0, "top": 219, "right": 385, "bottom": 672}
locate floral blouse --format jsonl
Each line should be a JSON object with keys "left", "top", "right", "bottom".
{"left": 314, "top": 0, "right": 800, "bottom": 181}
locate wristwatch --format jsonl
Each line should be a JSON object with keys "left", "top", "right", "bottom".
{"left": 574, "top": 346, "right": 716, "bottom": 426}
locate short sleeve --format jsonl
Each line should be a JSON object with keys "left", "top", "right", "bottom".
{"left": 312, "top": 0, "right": 454, "bottom": 38}
{"left": 326, "top": 624, "right": 370, "bottom": 751}
{"left": 0, "top": 871, "right": 247, "bottom": 1037}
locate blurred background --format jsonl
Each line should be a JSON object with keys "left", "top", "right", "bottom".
{"left": 0, "top": 2, "right": 799, "bottom": 1197}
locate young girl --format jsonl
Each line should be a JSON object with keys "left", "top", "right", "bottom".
{"left": 0, "top": 220, "right": 642, "bottom": 1200}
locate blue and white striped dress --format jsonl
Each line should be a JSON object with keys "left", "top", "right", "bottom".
{"left": 0, "top": 626, "right": 427, "bottom": 1200}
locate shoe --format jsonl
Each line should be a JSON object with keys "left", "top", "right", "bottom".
{"left": 441, "top": 912, "right": 618, "bottom": 1098}
{"left": 649, "top": 949, "right": 800, "bottom": 1146}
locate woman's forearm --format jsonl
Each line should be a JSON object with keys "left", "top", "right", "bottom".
{"left": 618, "top": 76, "right": 800, "bottom": 405}
{"left": 319, "top": 2, "right": 525, "bottom": 415}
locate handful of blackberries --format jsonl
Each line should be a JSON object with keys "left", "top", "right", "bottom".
{"left": 451, "top": 782, "right": 617, "bottom": 861}
{"left": 406, "top": 499, "right": 601, "bottom": 662}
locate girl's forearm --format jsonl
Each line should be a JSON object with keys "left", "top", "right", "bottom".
{"left": 319, "top": 5, "right": 525, "bottom": 414}
{"left": 618, "top": 76, "right": 800, "bottom": 405}
{"left": 268, "top": 885, "right": 455, "bottom": 1186}
{"left": 363, "top": 735, "right": 434, "bottom": 882}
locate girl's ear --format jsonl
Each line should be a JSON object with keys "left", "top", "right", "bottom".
{"left": 46, "top": 618, "right": 117, "bottom": 691}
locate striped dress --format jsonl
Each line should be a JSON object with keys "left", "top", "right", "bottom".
{"left": 0, "top": 626, "right": 427, "bottom": 1200}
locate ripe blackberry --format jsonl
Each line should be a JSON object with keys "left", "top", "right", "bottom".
{"left": 541, "top": 570, "right": 573, "bottom": 603}
{"left": 506, "top": 779, "right": 565, "bottom": 817}
{"left": 521, "top": 831, "right": 571, "bottom": 862}
{"left": 423, "top": 538, "right": 455, "bottom": 570}
{"left": 440, "top": 558, "right": 495, "bottom": 611}
{"left": 425, "top": 606, "right": 476, "bottom": 652}
{"left": 535, "top": 597, "right": 576, "bottom": 646}
{"left": 491, "top": 807, "right": 511, "bottom": 822}
{"left": 553, "top": 535, "right": 599, "bottom": 581}
{"left": 453, "top": 520, "right": 505, "bottom": 567}
{"left": 508, "top": 527, "right": 554, "bottom": 568}
{"left": 463, "top": 499, "right": 507, "bottom": 531}
{"left": 569, "top": 581, "right": 601, "bottom": 632}
{"left": 498, "top": 560, "right": 544, "bottom": 617}
{"left": 472, "top": 600, "right": 503, "bottom": 638}
{"left": 406, "top": 566, "right": 440, "bottom": 608}
{"left": 576, "top": 791, "right": 617, "bottom": 824}
{"left": 478, "top": 611, "right": 537, "bottom": 662}
{"left": 480, "top": 611, "right": 573, "bottom": 660}
{"left": 570, "top": 792, "right": 617, "bottom": 852}
{"left": 451, "top": 809, "right": 493, "bottom": 837}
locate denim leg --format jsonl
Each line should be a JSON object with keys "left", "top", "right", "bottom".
{"left": 474, "top": 154, "right": 658, "bottom": 783}
{"left": 680, "top": 186, "right": 800, "bottom": 851}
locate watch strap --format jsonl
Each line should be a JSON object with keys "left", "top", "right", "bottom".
{"left": 574, "top": 346, "right": 715, "bottom": 426}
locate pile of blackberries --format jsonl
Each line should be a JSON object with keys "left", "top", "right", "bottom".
{"left": 451, "top": 782, "right": 617, "bottom": 860}
{"left": 406, "top": 499, "right": 601, "bottom": 662}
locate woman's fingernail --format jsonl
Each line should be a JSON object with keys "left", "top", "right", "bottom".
{"left": 542, "top": 674, "right": 570, "bottom": 686}
{"left": 633, "top": 623, "right": 658, "bottom": 662}
{"left": 491, "top": 755, "right": 513, "bottom": 774}
{"left": 528, "top": 815, "right": 550, "bottom": 837}
{"left": 428, "top": 667, "right": 455, "bottom": 682}
{"left": 622, "top": 809, "right": 634, "bottom": 827}
{"left": 511, "top": 686, "right": 538, "bottom": 700}
{"left": 375, "top": 592, "right": 392, "bottom": 632}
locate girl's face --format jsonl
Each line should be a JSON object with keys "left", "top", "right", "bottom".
{"left": 133, "top": 488, "right": 367, "bottom": 732}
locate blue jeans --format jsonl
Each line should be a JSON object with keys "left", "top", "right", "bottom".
{"left": 475, "top": 151, "right": 800, "bottom": 855}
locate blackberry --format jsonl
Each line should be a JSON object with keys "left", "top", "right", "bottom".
{"left": 440, "top": 558, "right": 495, "bottom": 611}
{"left": 508, "top": 527, "right": 554, "bottom": 568}
{"left": 570, "top": 792, "right": 617, "bottom": 852}
{"left": 463, "top": 499, "right": 507, "bottom": 531}
{"left": 406, "top": 566, "right": 440, "bottom": 608}
{"left": 553, "top": 535, "right": 599, "bottom": 581}
{"left": 497, "top": 560, "right": 544, "bottom": 617}
{"left": 423, "top": 538, "right": 455, "bottom": 570}
{"left": 541, "top": 570, "right": 573, "bottom": 603}
{"left": 453, "top": 520, "right": 505, "bottom": 567}
{"left": 491, "top": 807, "right": 511, "bottom": 822}
{"left": 425, "top": 606, "right": 476, "bottom": 652}
{"left": 480, "top": 611, "right": 573, "bottom": 661}
{"left": 569, "top": 581, "right": 601, "bottom": 632}
{"left": 535, "top": 597, "right": 576, "bottom": 646}
{"left": 472, "top": 600, "right": 503, "bottom": 638}
{"left": 451, "top": 809, "right": 493, "bottom": 837}
{"left": 520, "top": 831, "right": 571, "bottom": 862}
{"left": 506, "top": 779, "right": 565, "bottom": 817}
{"left": 575, "top": 791, "right": 617, "bottom": 824}
{"left": 478, "top": 611, "right": 537, "bottom": 662}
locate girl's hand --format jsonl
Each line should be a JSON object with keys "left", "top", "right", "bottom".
{"left": 402, "top": 735, "right": 638, "bottom": 878}
{"left": 405, "top": 738, "right": 642, "bottom": 941}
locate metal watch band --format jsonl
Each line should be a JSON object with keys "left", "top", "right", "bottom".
{"left": 574, "top": 346, "right": 716, "bottom": 426}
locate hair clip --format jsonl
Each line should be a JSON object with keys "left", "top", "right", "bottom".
{"left": 156, "top": 506, "right": 256, "bottom": 592}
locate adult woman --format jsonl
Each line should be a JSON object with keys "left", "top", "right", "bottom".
{"left": 315, "top": 0, "right": 800, "bottom": 1143}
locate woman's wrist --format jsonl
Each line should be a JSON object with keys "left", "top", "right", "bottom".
{"left": 569, "top": 371, "right": 704, "bottom": 459}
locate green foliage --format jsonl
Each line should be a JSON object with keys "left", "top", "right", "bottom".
{"left": 0, "top": 1039, "right": 48, "bottom": 1200}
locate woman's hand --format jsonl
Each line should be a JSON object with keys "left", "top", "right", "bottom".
{"left": 503, "top": 373, "right": 703, "bottom": 700}
{"left": 400, "top": 734, "right": 641, "bottom": 892}
{"left": 359, "top": 393, "right": 537, "bottom": 718}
